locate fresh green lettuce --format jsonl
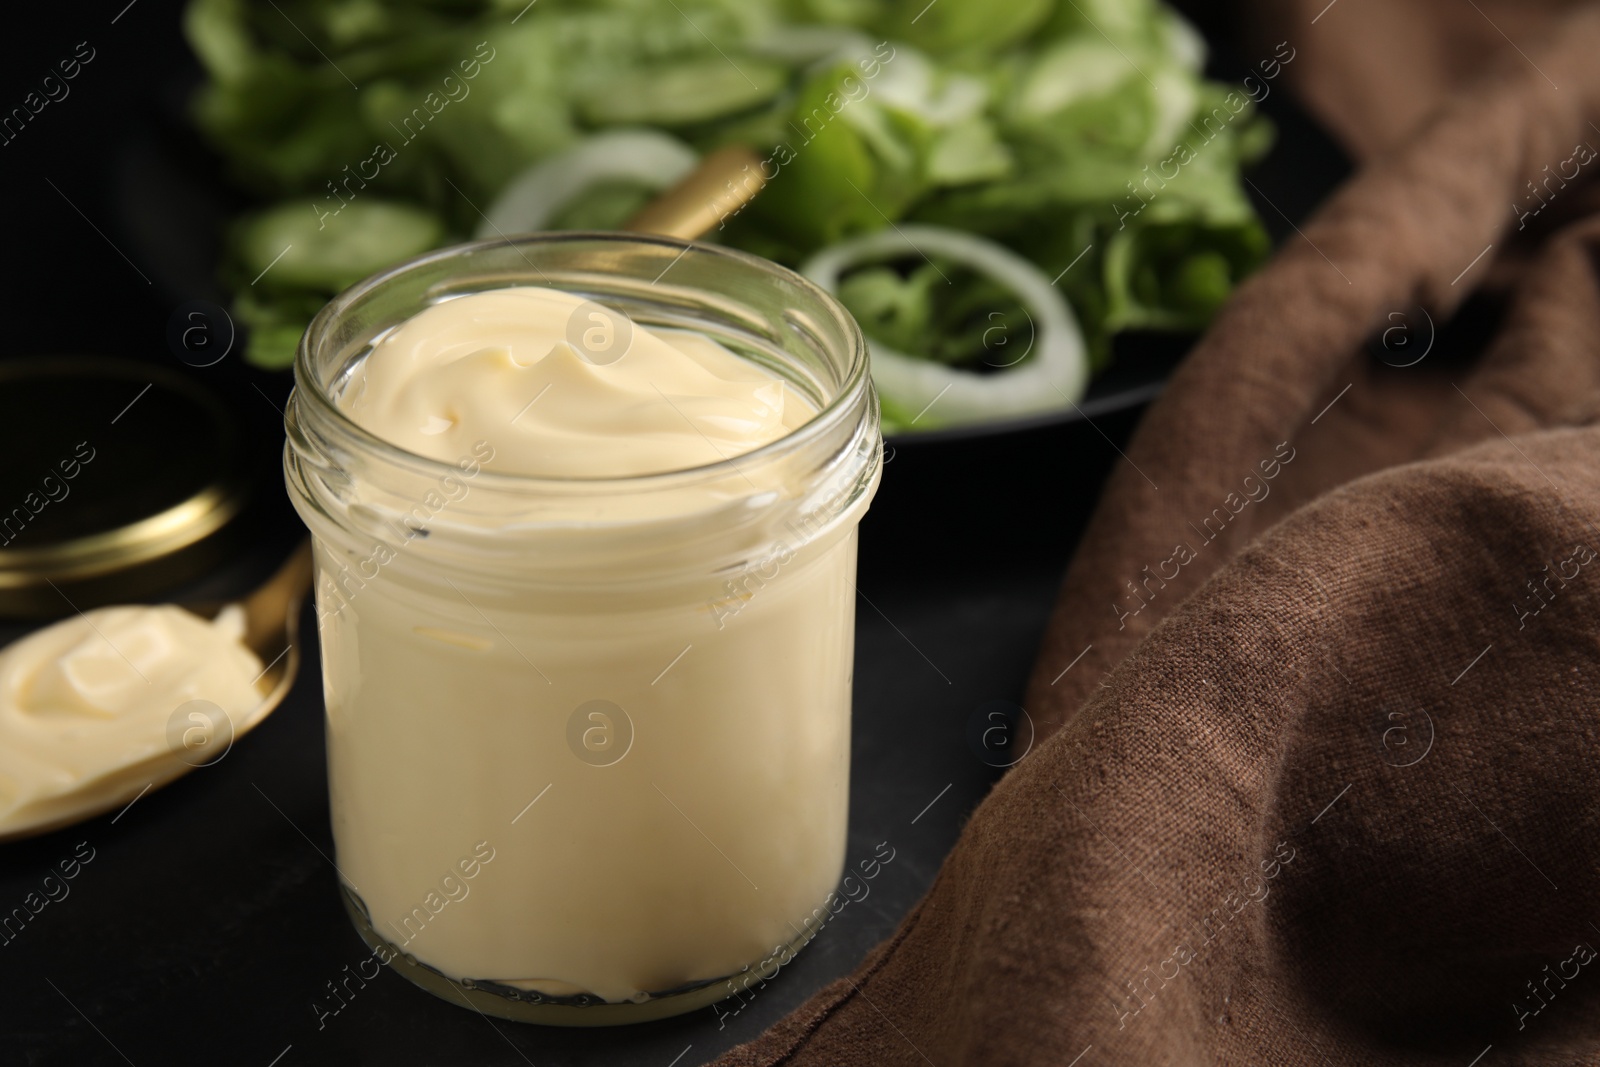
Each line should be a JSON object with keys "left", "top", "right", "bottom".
{"left": 187, "top": 0, "right": 1272, "bottom": 399}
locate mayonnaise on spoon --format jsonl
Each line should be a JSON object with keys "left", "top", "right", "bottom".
{"left": 0, "top": 604, "right": 265, "bottom": 838}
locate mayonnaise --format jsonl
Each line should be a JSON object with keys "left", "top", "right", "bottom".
{"left": 338, "top": 286, "right": 811, "bottom": 478}
{"left": 0, "top": 605, "right": 265, "bottom": 836}
{"left": 302, "top": 284, "right": 875, "bottom": 1012}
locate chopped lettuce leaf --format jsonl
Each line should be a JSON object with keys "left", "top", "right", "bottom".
{"left": 232, "top": 198, "right": 445, "bottom": 293}
{"left": 547, "top": 181, "right": 656, "bottom": 230}
{"left": 576, "top": 58, "right": 788, "bottom": 126}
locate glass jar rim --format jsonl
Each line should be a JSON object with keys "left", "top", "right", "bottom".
{"left": 293, "top": 230, "right": 871, "bottom": 493}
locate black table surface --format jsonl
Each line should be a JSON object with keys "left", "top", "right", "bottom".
{"left": 0, "top": 3, "right": 1352, "bottom": 1064}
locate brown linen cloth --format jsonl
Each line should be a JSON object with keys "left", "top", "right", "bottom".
{"left": 1221, "top": 0, "right": 1581, "bottom": 161}
{"left": 714, "top": 5, "right": 1600, "bottom": 1066}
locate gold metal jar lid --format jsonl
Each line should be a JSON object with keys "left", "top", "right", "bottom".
{"left": 0, "top": 356, "right": 250, "bottom": 618}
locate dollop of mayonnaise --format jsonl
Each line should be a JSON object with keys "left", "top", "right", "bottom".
{"left": 337, "top": 286, "right": 813, "bottom": 478}
{"left": 0, "top": 605, "right": 265, "bottom": 836}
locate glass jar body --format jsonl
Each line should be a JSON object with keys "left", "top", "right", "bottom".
{"left": 284, "top": 233, "right": 880, "bottom": 1024}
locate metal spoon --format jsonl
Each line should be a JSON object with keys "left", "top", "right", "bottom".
{"left": 622, "top": 144, "right": 768, "bottom": 239}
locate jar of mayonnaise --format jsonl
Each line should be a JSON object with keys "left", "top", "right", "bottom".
{"left": 284, "top": 234, "right": 881, "bottom": 1023}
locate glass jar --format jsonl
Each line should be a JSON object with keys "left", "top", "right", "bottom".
{"left": 284, "top": 233, "right": 881, "bottom": 1024}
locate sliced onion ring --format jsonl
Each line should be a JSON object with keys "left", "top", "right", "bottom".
{"left": 475, "top": 130, "right": 699, "bottom": 238}
{"left": 801, "top": 225, "right": 1089, "bottom": 428}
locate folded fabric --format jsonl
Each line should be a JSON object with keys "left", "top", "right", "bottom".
{"left": 714, "top": 5, "right": 1600, "bottom": 1064}
{"left": 1227, "top": 0, "right": 1580, "bottom": 161}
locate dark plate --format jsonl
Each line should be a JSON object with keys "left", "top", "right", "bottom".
{"left": 883, "top": 329, "right": 1190, "bottom": 446}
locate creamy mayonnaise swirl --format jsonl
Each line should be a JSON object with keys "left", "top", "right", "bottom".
{"left": 337, "top": 286, "right": 812, "bottom": 478}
